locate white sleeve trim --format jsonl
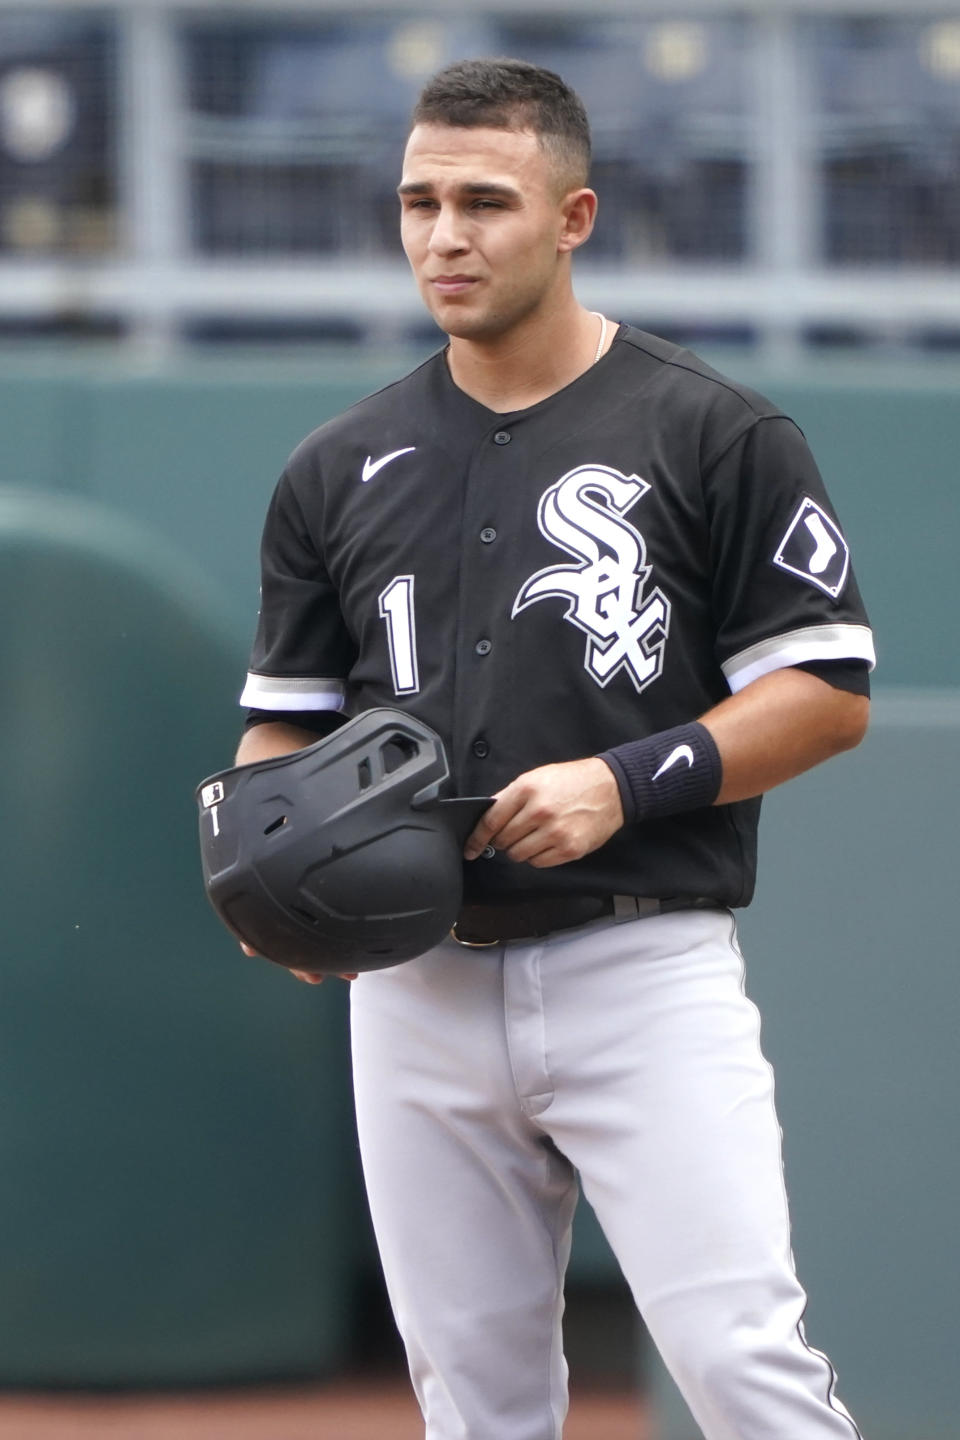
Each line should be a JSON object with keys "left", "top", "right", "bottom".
{"left": 239, "top": 674, "right": 347, "bottom": 711}
{"left": 722, "top": 624, "right": 876, "bottom": 694}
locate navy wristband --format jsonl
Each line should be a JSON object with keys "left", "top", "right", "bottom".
{"left": 599, "top": 721, "right": 723, "bottom": 825}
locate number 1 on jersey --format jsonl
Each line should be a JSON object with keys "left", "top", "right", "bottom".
{"left": 378, "top": 575, "right": 420, "bottom": 695}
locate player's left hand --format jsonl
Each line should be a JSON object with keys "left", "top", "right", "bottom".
{"left": 240, "top": 941, "right": 356, "bottom": 984}
{"left": 464, "top": 757, "right": 624, "bottom": 868}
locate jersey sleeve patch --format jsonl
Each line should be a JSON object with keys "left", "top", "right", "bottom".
{"left": 239, "top": 674, "right": 347, "bottom": 712}
{"left": 722, "top": 623, "right": 876, "bottom": 693}
{"left": 772, "top": 497, "right": 850, "bottom": 599}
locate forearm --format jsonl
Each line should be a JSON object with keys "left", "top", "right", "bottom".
{"left": 699, "top": 667, "right": 869, "bottom": 804}
{"left": 599, "top": 665, "right": 869, "bottom": 832}
{"left": 235, "top": 720, "right": 321, "bottom": 766}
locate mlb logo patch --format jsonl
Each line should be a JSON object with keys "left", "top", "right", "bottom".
{"left": 772, "top": 498, "right": 850, "bottom": 598}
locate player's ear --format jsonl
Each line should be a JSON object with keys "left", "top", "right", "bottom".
{"left": 557, "top": 188, "right": 598, "bottom": 254}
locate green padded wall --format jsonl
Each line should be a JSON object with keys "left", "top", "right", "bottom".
{"left": 0, "top": 350, "right": 955, "bottom": 687}
{"left": 0, "top": 349, "right": 957, "bottom": 1415}
{"left": 0, "top": 489, "right": 364, "bottom": 1385}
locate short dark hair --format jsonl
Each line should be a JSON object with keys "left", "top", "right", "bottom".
{"left": 410, "top": 58, "right": 591, "bottom": 188}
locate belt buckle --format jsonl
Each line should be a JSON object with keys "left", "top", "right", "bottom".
{"left": 450, "top": 921, "right": 500, "bottom": 949}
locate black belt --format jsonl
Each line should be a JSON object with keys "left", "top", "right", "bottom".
{"left": 451, "top": 894, "right": 722, "bottom": 947}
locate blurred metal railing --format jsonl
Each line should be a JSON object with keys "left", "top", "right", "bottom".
{"left": 0, "top": 0, "right": 957, "bottom": 356}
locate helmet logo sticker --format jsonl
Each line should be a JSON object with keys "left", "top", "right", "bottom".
{"left": 201, "top": 781, "right": 225, "bottom": 808}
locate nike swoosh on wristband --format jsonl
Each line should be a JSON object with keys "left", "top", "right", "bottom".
{"left": 361, "top": 447, "right": 416, "bottom": 482}
{"left": 652, "top": 745, "right": 695, "bottom": 781}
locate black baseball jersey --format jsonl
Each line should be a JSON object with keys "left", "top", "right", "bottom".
{"left": 242, "top": 325, "right": 874, "bottom": 908}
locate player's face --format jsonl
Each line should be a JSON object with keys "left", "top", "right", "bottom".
{"left": 399, "top": 123, "right": 592, "bottom": 343}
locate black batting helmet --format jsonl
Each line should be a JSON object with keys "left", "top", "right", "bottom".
{"left": 197, "top": 709, "right": 490, "bottom": 975}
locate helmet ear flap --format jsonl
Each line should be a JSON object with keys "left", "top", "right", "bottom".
{"left": 196, "top": 709, "right": 491, "bottom": 976}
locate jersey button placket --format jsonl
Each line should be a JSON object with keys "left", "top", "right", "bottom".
{"left": 456, "top": 427, "right": 515, "bottom": 800}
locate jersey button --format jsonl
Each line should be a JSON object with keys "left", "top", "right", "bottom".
{"left": 480, "top": 527, "right": 497, "bottom": 544}
{"left": 474, "top": 638, "right": 493, "bottom": 656}
{"left": 493, "top": 430, "right": 511, "bottom": 445}
{"left": 472, "top": 738, "right": 489, "bottom": 758}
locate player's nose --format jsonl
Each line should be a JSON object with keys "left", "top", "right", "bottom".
{"left": 427, "top": 205, "right": 469, "bottom": 256}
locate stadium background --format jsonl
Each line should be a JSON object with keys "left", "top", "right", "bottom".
{"left": 0, "top": 2, "right": 957, "bottom": 1436}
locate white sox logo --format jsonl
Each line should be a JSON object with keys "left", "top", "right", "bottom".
{"left": 512, "top": 464, "right": 671, "bottom": 692}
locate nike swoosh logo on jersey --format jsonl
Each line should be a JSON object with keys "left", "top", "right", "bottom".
{"left": 361, "top": 447, "right": 416, "bottom": 482}
{"left": 652, "top": 745, "right": 695, "bottom": 780}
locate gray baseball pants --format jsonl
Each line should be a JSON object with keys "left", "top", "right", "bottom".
{"left": 349, "top": 907, "right": 863, "bottom": 1440}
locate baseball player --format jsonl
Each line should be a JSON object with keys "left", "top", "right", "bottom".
{"left": 234, "top": 59, "right": 874, "bottom": 1440}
